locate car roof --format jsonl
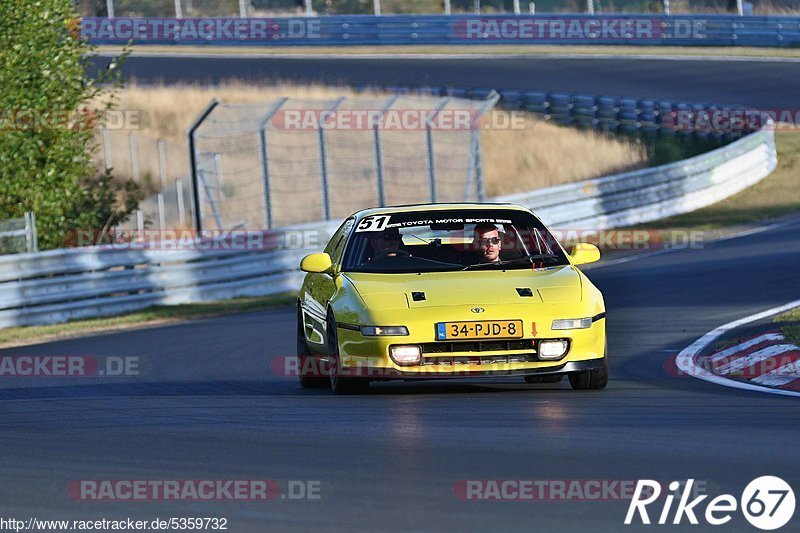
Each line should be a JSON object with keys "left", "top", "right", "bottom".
{"left": 350, "top": 203, "right": 532, "bottom": 220}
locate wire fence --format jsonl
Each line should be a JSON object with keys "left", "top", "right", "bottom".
{"left": 0, "top": 213, "right": 38, "bottom": 255}
{"left": 187, "top": 93, "right": 498, "bottom": 230}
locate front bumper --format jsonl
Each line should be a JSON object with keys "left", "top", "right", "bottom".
{"left": 377, "top": 357, "right": 606, "bottom": 381}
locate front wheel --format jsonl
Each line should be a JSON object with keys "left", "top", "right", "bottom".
{"left": 327, "top": 312, "right": 369, "bottom": 395}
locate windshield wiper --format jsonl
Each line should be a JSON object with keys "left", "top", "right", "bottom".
{"left": 461, "top": 253, "right": 561, "bottom": 271}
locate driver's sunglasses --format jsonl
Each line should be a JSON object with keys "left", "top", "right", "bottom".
{"left": 382, "top": 234, "right": 402, "bottom": 241}
{"left": 480, "top": 237, "right": 501, "bottom": 247}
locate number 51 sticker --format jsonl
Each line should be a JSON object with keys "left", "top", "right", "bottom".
{"left": 356, "top": 215, "right": 391, "bottom": 232}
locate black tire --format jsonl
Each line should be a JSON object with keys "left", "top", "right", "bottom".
{"left": 524, "top": 374, "right": 563, "bottom": 384}
{"left": 327, "top": 311, "right": 369, "bottom": 395}
{"left": 297, "top": 306, "right": 328, "bottom": 389}
{"left": 568, "top": 356, "right": 609, "bottom": 390}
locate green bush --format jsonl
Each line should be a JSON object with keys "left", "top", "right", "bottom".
{"left": 0, "top": 0, "right": 140, "bottom": 250}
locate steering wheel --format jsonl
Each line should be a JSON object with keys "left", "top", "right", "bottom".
{"left": 372, "top": 249, "right": 411, "bottom": 261}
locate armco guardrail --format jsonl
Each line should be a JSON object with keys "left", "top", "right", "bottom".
{"left": 83, "top": 15, "right": 800, "bottom": 48}
{"left": 498, "top": 126, "right": 776, "bottom": 228}
{"left": 0, "top": 96, "right": 777, "bottom": 328}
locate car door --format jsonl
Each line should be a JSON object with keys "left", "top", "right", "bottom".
{"left": 301, "top": 218, "right": 354, "bottom": 351}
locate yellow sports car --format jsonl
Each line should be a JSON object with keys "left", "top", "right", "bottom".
{"left": 297, "top": 203, "right": 606, "bottom": 394}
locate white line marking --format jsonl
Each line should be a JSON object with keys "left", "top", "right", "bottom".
{"left": 751, "top": 375, "right": 798, "bottom": 387}
{"left": 709, "top": 332, "right": 784, "bottom": 363}
{"left": 714, "top": 344, "right": 797, "bottom": 376}
{"left": 752, "top": 359, "right": 800, "bottom": 386}
{"left": 675, "top": 299, "right": 800, "bottom": 397}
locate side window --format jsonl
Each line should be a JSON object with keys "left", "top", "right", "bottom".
{"left": 326, "top": 218, "right": 355, "bottom": 266}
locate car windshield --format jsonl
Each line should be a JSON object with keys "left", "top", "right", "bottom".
{"left": 343, "top": 208, "right": 569, "bottom": 273}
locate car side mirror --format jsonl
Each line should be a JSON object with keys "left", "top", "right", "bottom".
{"left": 569, "top": 243, "right": 600, "bottom": 265}
{"left": 301, "top": 253, "right": 333, "bottom": 273}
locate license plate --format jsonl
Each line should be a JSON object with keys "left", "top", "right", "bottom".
{"left": 436, "top": 320, "right": 523, "bottom": 340}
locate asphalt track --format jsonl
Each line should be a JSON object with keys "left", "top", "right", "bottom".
{"left": 89, "top": 54, "right": 800, "bottom": 108}
{"left": 5, "top": 55, "right": 797, "bottom": 531}
{"left": 2, "top": 218, "right": 800, "bottom": 531}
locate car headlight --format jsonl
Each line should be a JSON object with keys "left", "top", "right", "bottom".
{"left": 390, "top": 345, "right": 422, "bottom": 366}
{"left": 360, "top": 326, "right": 409, "bottom": 336}
{"left": 538, "top": 339, "right": 569, "bottom": 360}
{"left": 551, "top": 318, "right": 592, "bottom": 330}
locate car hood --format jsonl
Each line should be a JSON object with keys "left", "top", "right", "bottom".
{"left": 344, "top": 266, "right": 582, "bottom": 310}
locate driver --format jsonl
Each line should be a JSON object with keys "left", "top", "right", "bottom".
{"left": 473, "top": 223, "right": 502, "bottom": 263}
{"left": 366, "top": 227, "right": 406, "bottom": 261}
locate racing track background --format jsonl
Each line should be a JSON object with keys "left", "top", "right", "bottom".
{"left": 1, "top": 56, "right": 799, "bottom": 531}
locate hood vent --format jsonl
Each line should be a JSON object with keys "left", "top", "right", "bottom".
{"left": 516, "top": 287, "right": 533, "bottom": 297}
{"left": 411, "top": 291, "right": 426, "bottom": 302}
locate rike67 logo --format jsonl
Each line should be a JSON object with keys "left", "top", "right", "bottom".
{"left": 626, "top": 477, "right": 795, "bottom": 530}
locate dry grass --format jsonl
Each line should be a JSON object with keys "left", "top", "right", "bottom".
{"left": 99, "top": 82, "right": 647, "bottom": 226}
{"left": 639, "top": 130, "right": 800, "bottom": 230}
{"left": 482, "top": 116, "right": 647, "bottom": 196}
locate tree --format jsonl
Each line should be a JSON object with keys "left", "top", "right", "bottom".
{"left": 0, "top": 0, "right": 140, "bottom": 250}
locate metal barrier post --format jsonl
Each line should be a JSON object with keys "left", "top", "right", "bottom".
{"left": 24, "top": 212, "right": 37, "bottom": 253}
{"left": 427, "top": 97, "right": 451, "bottom": 203}
{"left": 157, "top": 193, "right": 166, "bottom": 230}
{"left": 374, "top": 95, "right": 400, "bottom": 208}
{"left": 106, "top": 0, "right": 114, "bottom": 18}
{"left": 102, "top": 127, "right": 112, "bottom": 170}
{"left": 176, "top": 179, "right": 186, "bottom": 227}
{"left": 174, "top": 0, "right": 183, "bottom": 18}
{"left": 318, "top": 98, "right": 344, "bottom": 221}
{"left": 157, "top": 138, "right": 167, "bottom": 191}
{"left": 258, "top": 98, "right": 287, "bottom": 230}
{"left": 129, "top": 132, "right": 138, "bottom": 181}
{"left": 187, "top": 99, "right": 218, "bottom": 231}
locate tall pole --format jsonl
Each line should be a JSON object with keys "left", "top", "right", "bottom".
{"left": 587, "top": 0, "right": 594, "bottom": 15}
{"left": 106, "top": 0, "right": 114, "bottom": 18}
{"left": 374, "top": 0, "right": 381, "bottom": 15}
{"left": 258, "top": 98, "right": 287, "bottom": 230}
{"left": 663, "top": 0, "right": 670, "bottom": 15}
{"left": 444, "top": 0, "right": 451, "bottom": 15}
{"left": 318, "top": 98, "right": 345, "bottom": 221}
{"left": 187, "top": 99, "right": 219, "bottom": 232}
